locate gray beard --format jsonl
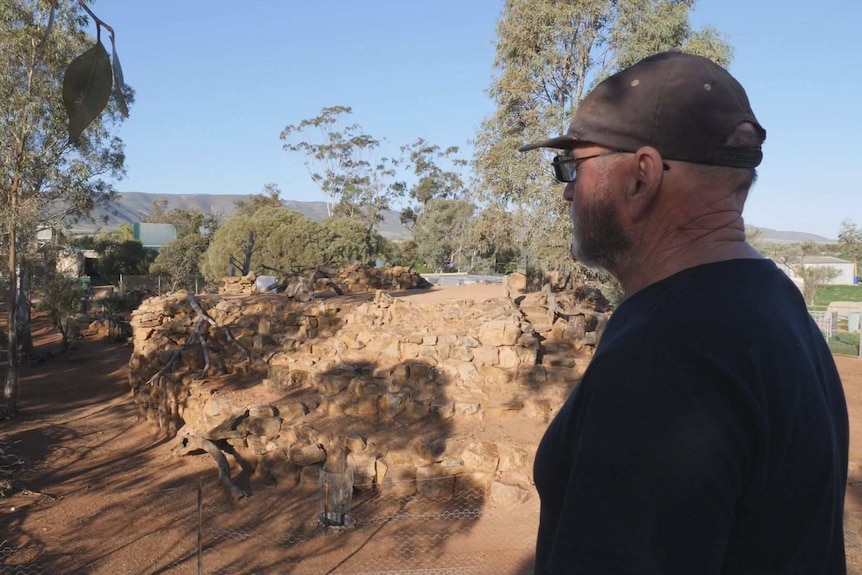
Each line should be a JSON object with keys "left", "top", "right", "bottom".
{"left": 569, "top": 200, "right": 632, "bottom": 271}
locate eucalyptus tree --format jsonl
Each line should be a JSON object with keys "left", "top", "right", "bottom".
{"left": 200, "top": 208, "right": 328, "bottom": 282}
{"left": 398, "top": 138, "right": 468, "bottom": 231}
{"left": 234, "top": 183, "right": 285, "bottom": 218}
{"left": 474, "top": 0, "right": 731, "bottom": 273}
{"left": 1, "top": 0, "right": 130, "bottom": 415}
{"left": 280, "top": 106, "right": 403, "bottom": 232}
{"left": 200, "top": 208, "right": 390, "bottom": 283}
{"left": 837, "top": 219, "right": 862, "bottom": 269}
{"left": 413, "top": 199, "right": 476, "bottom": 272}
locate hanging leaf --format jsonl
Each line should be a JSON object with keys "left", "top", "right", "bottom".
{"left": 62, "top": 41, "right": 113, "bottom": 145}
{"left": 110, "top": 34, "right": 129, "bottom": 118}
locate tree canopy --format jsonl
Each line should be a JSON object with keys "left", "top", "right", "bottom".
{"left": 1, "top": 0, "right": 131, "bottom": 415}
{"left": 280, "top": 106, "right": 404, "bottom": 232}
{"left": 200, "top": 208, "right": 389, "bottom": 281}
{"left": 473, "top": 0, "right": 731, "bottom": 273}
{"left": 838, "top": 219, "right": 862, "bottom": 268}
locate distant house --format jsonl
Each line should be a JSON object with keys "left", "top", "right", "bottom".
{"left": 133, "top": 222, "right": 177, "bottom": 250}
{"left": 775, "top": 255, "right": 858, "bottom": 286}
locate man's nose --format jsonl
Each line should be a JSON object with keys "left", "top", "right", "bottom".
{"left": 563, "top": 182, "right": 575, "bottom": 202}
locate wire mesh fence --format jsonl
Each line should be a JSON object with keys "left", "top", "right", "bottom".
{"left": 1, "top": 476, "right": 537, "bottom": 575}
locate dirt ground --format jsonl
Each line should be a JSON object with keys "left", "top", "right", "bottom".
{"left": 2, "top": 282, "right": 862, "bottom": 574}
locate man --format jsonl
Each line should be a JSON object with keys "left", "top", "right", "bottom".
{"left": 520, "top": 51, "right": 848, "bottom": 574}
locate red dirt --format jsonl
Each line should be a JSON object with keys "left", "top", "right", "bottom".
{"left": 1, "top": 284, "right": 862, "bottom": 574}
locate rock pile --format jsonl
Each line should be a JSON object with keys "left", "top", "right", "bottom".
{"left": 128, "top": 282, "right": 607, "bottom": 504}
{"left": 327, "top": 263, "right": 431, "bottom": 293}
{"left": 218, "top": 264, "right": 431, "bottom": 297}
{"left": 219, "top": 274, "right": 257, "bottom": 295}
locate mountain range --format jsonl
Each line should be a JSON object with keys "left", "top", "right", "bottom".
{"left": 80, "top": 192, "right": 413, "bottom": 240}
{"left": 72, "top": 191, "right": 834, "bottom": 244}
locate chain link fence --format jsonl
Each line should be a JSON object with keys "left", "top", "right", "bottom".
{"left": 1, "top": 476, "right": 537, "bottom": 575}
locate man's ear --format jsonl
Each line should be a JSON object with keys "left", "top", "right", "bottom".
{"left": 626, "top": 146, "right": 664, "bottom": 222}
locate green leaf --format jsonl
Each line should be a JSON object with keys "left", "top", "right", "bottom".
{"left": 110, "top": 35, "right": 129, "bottom": 118}
{"left": 62, "top": 41, "right": 113, "bottom": 145}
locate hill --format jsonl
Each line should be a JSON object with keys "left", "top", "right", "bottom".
{"left": 756, "top": 227, "right": 836, "bottom": 244}
{"left": 73, "top": 192, "right": 413, "bottom": 240}
{"left": 67, "top": 192, "right": 833, "bottom": 246}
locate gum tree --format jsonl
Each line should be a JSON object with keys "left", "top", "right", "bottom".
{"left": 280, "top": 106, "right": 403, "bottom": 232}
{"left": 1, "top": 0, "right": 130, "bottom": 416}
{"left": 474, "top": 0, "right": 731, "bottom": 274}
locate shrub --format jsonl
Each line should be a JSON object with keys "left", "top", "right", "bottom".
{"left": 828, "top": 332, "right": 860, "bottom": 356}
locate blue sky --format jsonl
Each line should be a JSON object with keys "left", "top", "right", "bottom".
{"left": 99, "top": 0, "right": 860, "bottom": 239}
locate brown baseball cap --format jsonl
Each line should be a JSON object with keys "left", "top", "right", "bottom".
{"left": 519, "top": 51, "right": 766, "bottom": 168}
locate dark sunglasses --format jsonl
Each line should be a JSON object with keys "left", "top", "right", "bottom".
{"left": 551, "top": 151, "right": 671, "bottom": 183}
{"left": 551, "top": 151, "right": 627, "bottom": 183}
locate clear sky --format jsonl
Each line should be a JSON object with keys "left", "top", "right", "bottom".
{"left": 99, "top": 0, "right": 860, "bottom": 239}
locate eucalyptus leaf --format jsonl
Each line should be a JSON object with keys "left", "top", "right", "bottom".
{"left": 62, "top": 41, "right": 113, "bottom": 145}
{"left": 110, "top": 35, "right": 129, "bottom": 118}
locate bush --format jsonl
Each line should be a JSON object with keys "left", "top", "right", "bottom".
{"left": 100, "top": 292, "right": 145, "bottom": 315}
{"left": 828, "top": 332, "right": 860, "bottom": 356}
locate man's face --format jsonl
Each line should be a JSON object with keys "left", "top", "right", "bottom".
{"left": 563, "top": 147, "right": 632, "bottom": 271}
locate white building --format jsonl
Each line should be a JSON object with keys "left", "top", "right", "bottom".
{"left": 775, "top": 255, "right": 858, "bottom": 286}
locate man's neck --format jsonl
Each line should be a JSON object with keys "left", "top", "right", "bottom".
{"left": 612, "top": 220, "right": 762, "bottom": 296}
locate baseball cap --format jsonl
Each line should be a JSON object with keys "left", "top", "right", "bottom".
{"left": 519, "top": 51, "right": 766, "bottom": 168}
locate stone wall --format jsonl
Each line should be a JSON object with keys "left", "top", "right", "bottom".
{"left": 129, "top": 284, "right": 605, "bottom": 504}
{"left": 218, "top": 264, "right": 431, "bottom": 296}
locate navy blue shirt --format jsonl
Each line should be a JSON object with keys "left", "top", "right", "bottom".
{"left": 534, "top": 259, "right": 848, "bottom": 574}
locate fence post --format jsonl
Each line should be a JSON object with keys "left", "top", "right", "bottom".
{"left": 198, "top": 479, "right": 203, "bottom": 575}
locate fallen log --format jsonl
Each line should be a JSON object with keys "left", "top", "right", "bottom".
{"left": 175, "top": 431, "right": 248, "bottom": 500}
{"left": 146, "top": 318, "right": 205, "bottom": 386}
{"left": 187, "top": 295, "right": 248, "bottom": 361}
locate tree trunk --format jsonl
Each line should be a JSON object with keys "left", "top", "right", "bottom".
{"left": 17, "top": 271, "right": 34, "bottom": 359}
{"left": 4, "top": 219, "right": 19, "bottom": 417}
{"left": 242, "top": 231, "right": 255, "bottom": 275}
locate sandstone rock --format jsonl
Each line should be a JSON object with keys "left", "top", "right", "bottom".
{"left": 401, "top": 342, "right": 420, "bottom": 359}
{"left": 472, "top": 346, "right": 499, "bottom": 367}
{"left": 489, "top": 481, "right": 531, "bottom": 507}
{"left": 432, "top": 401, "right": 455, "bottom": 420}
{"left": 243, "top": 416, "right": 282, "bottom": 441}
{"left": 290, "top": 444, "right": 326, "bottom": 466}
{"left": 274, "top": 401, "right": 308, "bottom": 422}
{"left": 456, "top": 362, "right": 479, "bottom": 382}
{"left": 503, "top": 272, "right": 528, "bottom": 296}
{"left": 454, "top": 402, "right": 483, "bottom": 420}
{"left": 497, "top": 346, "right": 521, "bottom": 369}
{"left": 449, "top": 345, "right": 473, "bottom": 362}
{"left": 461, "top": 442, "right": 499, "bottom": 473}
{"left": 346, "top": 433, "right": 367, "bottom": 453}
{"left": 479, "top": 365, "right": 512, "bottom": 388}
{"left": 281, "top": 424, "right": 319, "bottom": 446}
{"left": 478, "top": 320, "right": 520, "bottom": 347}
{"left": 521, "top": 398, "right": 554, "bottom": 422}
{"left": 497, "top": 444, "right": 533, "bottom": 476}
{"left": 248, "top": 404, "right": 276, "bottom": 418}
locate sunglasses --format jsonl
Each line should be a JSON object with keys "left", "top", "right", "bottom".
{"left": 551, "top": 151, "right": 627, "bottom": 183}
{"left": 551, "top": 151, "right": 671, "bottom": 183}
